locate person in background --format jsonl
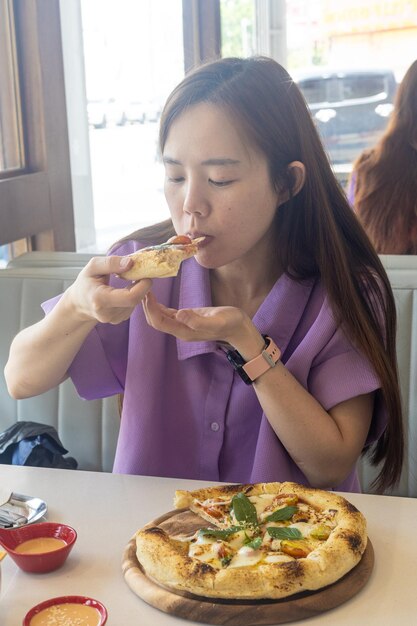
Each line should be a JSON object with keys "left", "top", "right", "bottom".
{"left": 348, "top": 59, "right": 417, "bottom": 253}
{"left": 5, "top": 57, "right": 403, "bottom": 493}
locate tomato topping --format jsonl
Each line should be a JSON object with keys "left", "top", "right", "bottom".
{"left": 204, "top": 506, "right": 224, "bottom": 519}
{"left": 217, "top": 544, "right": 227, "bottom": 558}
{"left": 280, "top": 540, "right": 312, "bottom": 558}
{"left": 167, "top": 235, "right": 192, "bottom": 245}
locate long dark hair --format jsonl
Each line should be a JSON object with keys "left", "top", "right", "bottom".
{"left": 124, "top": 57, "right": 403, "bottom": 492}
{"left": 350, "top": 59, "right": 417, "bottom": 253}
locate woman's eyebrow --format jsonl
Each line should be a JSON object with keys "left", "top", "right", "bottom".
{"left": 201, "top": 158, "right": 241, "bottom": 166}
{"left": 163, "top": 156, "right": 240, "bottom": 166}
{"left": 163, "top": 156, "right": 181, "bottom": 165}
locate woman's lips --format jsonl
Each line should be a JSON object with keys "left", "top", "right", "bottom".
{"left": 188, "top": 233, "right": 212, "bottom": 248}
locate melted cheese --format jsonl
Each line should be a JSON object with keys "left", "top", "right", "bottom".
{"left": 226, "top": 530, "right": 247, "bottom": 550}
{"left": 189, "top": 540, "right": 220, "bottom": 566}
{"left": 228, "top": 546, "right": 263, "bottom": 569}
{"left": 264, "top": 553, "right": 294, "bottom": 564}
{"left": 288, "top": 522, "right": 315, "bottom": 537}
{"left": 201, "top": 497, "right": 231, "bottom": 507}
{"left": 194, "top": 534, "right": 216, "bottom": 546}
{"left": 248, "top": 494, "right": 276, "bottom": 518}
{"left": 188, "top": 538, "right": 234, "bottom": 569}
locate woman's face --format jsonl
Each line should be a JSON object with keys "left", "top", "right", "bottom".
{"left": 162, "top": 102, "right": 283, "bottom": 270}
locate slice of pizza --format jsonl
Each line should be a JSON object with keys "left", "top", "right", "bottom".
{"left": 119, "top": 235, "right": 204, "bottom": 280}
{"left": 135, "top": 481, "right": 368, "bottom": 600}
{"left": 174, "top": 483, "right": 253, "bottom": 529}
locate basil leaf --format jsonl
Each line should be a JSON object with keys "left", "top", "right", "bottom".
{"left": 265, "top": 506, "right": 298, "bottom": 522}
{"left": 198, "top": 526, "right": 241, "bottom": 539}
{"left": 232, "top": 493, "right": 259, "bottom": 528}
{"left": 244, "top": 536, "right": 263, "bottom": 550}
{"left": 267, "top": 527, "right": 303, "bottom": 540}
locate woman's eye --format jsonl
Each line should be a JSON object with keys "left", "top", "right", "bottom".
{"left": 167, "top": 176, "right": 184, "bottom": 183}
{"left": 209, "top": 179, "right": 234, "bottom": 187}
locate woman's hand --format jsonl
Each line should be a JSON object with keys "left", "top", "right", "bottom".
{"left": 143, "top": 291, "right": 247, "bottom": 345}
{"left": 5, "top": 255, "right": 152, "bottom": 400}
{"left": 142, "top": 291, "right": 265, "bottom": 357}
{"left": 65, "top": 255, "right": 152, "bottom": 325}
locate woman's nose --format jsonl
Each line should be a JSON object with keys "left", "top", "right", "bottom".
{"left": 183, "top": 181, "right": 209, "bottom": 216}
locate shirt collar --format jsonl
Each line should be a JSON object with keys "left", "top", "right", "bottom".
{"left": 176, "top": 258, "right": 316, "bottom": 361}
{"left": 252, "top": 273, "right": 316, "bottom": 356}
{"left": 176, "top": 258, "right": 217, "bottom": 360}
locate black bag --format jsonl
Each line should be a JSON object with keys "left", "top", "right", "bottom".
{"left": 0, "top": 421, "right": 78, "bottom": 469}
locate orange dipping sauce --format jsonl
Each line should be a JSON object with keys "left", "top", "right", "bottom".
{"left": 29, "top": 603, "right": 101, "bottom": 626}
{"left": 15, "top": 537, "right": 66, "bottom": 554}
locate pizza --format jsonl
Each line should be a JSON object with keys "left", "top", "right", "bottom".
{"left": 135, "top": 481, "right": 368, "bottom": 600}
{"left": 119, "top": 235, "right": 204, "bottom": 280}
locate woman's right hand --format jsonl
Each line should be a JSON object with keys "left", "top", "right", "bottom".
{"left": 4, "top": 255, "right": 152, "bottom": 399}
{"left": 65, "top": 255, "right": 152, "bottom": 325}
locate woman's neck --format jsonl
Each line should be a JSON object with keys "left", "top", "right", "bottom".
{"left": 210, "top": 251, "right": 282, "bottom": 319}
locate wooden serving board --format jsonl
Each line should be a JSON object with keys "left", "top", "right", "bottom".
{"left": 122, "top": 509, "right": 374, "bottom": 626}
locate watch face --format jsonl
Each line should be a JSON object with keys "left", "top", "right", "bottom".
{"left": 226, "top": 350, "right": 252, "bottom": 385}
{"left": 226, "top": 349, "right": 245, "bottom": 368}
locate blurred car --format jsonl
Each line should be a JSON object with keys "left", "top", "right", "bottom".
{"left": 87, "top": 99, "right": 126, "bottom": 129}
{"left": 125, "top": 101, "right": 146, "bottom": 124}
{"left": 87, "top": 100, "right": 107, "bottom": 129}
{"left": 142, "top": 100, "right": 162, "bottom": 123}
{"left": 295, "top": 67, "right": 397, "bottom": 165}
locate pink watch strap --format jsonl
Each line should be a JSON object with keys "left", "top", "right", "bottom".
{"left": 242, "top": 336, "right": 281, "bottom": 382}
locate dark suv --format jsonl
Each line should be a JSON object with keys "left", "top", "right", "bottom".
{"left": 295, "top": 68, "right": 397, "bottom": 166}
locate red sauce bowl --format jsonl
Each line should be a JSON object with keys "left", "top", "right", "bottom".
{"left": 23, "top": 595, "right": 108, "bottom": 626}
{"left": 0, "top": 522, "right": 77, "bottom": 573}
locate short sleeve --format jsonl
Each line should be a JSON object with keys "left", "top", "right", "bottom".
{"left": 308, "top": 324, "right": 387, "bottom": 446}
{"left": 40, "top": 240, "right": 139, "bottom": 401}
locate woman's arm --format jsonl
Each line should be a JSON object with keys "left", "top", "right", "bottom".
{"left": 4, "top": 256, "right": 151, "bottom": 399}
{"left": 142, "top": 292, "right": 373, "bottom": 489}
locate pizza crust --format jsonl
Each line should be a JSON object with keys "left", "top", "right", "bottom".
{"left": 119, "top": 238, "right": 203, "bottom": 280}
{"left": 136, "top": 482, "right": 368, "bottom": 600}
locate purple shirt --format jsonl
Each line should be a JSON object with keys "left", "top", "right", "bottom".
{"left": 43, "top": 239, "right": 386, "bottom": 491}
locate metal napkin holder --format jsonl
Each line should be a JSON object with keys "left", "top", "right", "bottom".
{"left": 0, "top": 493, "right": 47, "bottom": 528}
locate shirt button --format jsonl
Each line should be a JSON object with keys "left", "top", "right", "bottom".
{"left": 210, "top": 422, "right": 220, "bottom": 432}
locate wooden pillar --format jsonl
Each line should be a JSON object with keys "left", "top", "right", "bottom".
{"left": 182, "top": 0, "right": 221, "bottom": 73}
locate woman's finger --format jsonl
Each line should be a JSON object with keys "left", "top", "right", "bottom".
{"left": 94, "top": 279, "right": 152, "bottom": 309}
{"left": 83, "top": 255, "right": 133, "bottom": 278}
{"left": 143, "top": 293, "right": 195, "bottom": 337}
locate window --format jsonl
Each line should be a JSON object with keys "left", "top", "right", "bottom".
{"left": 220, "top": 0, "right": 256, "bottom": 57}
{"left": 340, "top": 75, "right": 388, "bottom": 101}
{"left": 79, "top": 0, "right": 184, "bottom": 252}
{"left": 287, "top": 0, "right": 416, "bottom": 184}
{"left": 297, "top": 78, "right": 328, "bottom": 104}
{"left": 0, "top": 0, "right": 75, "bottom": 263}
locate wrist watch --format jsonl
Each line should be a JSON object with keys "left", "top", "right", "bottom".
{"left": 226, "top": 335, "right": 281, "bottom": 385}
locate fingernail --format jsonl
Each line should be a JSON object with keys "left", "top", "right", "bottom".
{"left": 120, "top": 257, "right": 131, "bottom": 268}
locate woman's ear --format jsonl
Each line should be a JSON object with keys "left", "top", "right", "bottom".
{"left": 277, "top": 161, "right": 306, "bottom": 205}
{"left": 288, "top": 161, "right": 306, "bottom": 196}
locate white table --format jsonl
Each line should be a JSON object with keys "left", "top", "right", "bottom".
{"left": 0, "top": 465, "right": 416, "bottom": 625}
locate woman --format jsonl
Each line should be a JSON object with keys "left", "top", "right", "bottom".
{"left": 348, "top": 59, "right": 417, "bottom": 253}
{"left": 5, "top": 57, "right": 403, "bottom": 493}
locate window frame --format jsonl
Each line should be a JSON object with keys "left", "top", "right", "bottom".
{"left": 1, "top": 0, "right": 222, "bottom": 255}
{"left": 182, "top": 0, "right": 221, "bottom": 73}
{"left": 0, "top": 0, "right": 75, "bottom": 252}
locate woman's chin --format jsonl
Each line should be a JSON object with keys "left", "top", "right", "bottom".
{"left": 194, "top": 256, "right": 219, "bottom": 270}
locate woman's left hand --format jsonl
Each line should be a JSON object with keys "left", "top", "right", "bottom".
{"left": 143, "top": 291, "right": 251, "bottom": 347}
